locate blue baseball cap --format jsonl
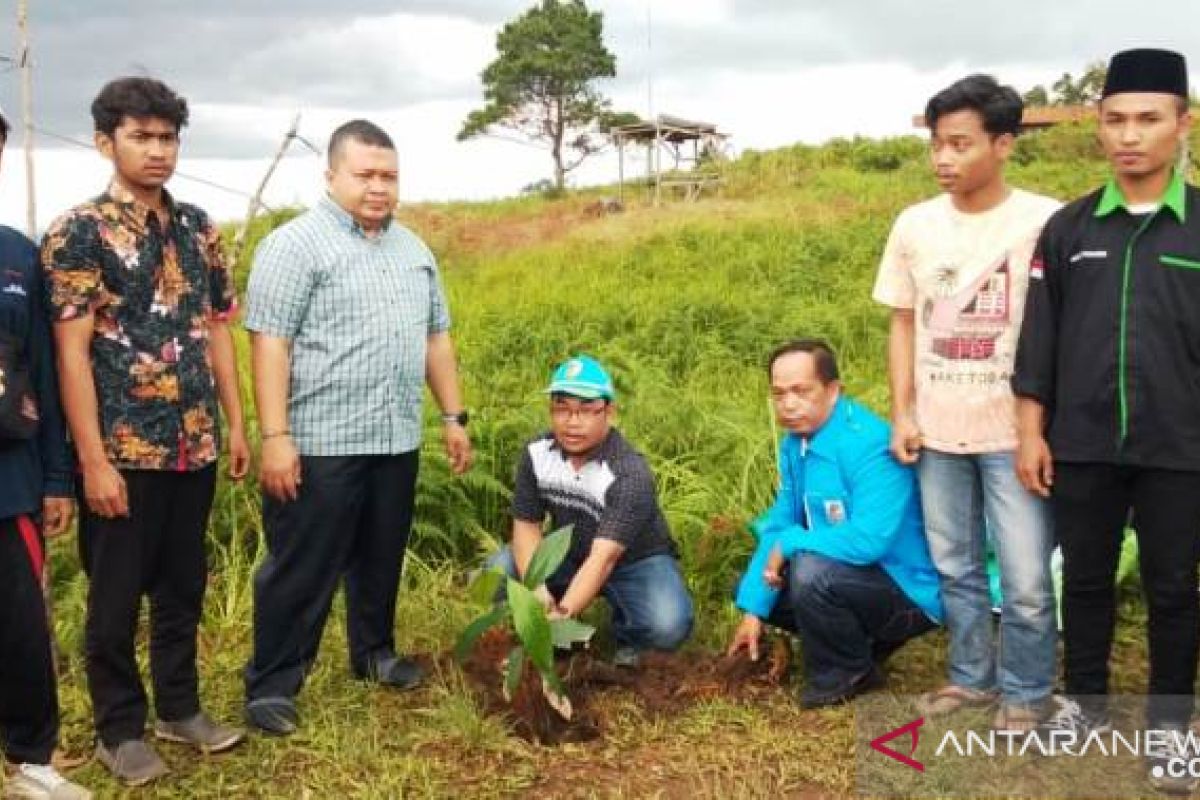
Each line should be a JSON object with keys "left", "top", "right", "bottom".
{"left": 545, "top": 355, "right": 614, "bottom": 401}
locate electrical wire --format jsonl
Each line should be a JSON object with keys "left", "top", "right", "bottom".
{"left": 29, "top": 124, "right": 316, "bottom": 204}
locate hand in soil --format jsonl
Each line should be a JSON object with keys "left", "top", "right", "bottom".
{"left": 726, "top": 614, "right": 764, "bottom": 661}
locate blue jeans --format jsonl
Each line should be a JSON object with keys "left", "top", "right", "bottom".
{"left": 764, "top": 553, "right": 936, "bottom": 699}
{"left": 486, "top": 548, "right": 693, "bottom": 652}
{"left": 917, "top": 448, "right": 1056, "bottom": 705}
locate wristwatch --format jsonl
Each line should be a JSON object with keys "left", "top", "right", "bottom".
{"left": 441, "top": 410, "right": 470, "bottom": 427}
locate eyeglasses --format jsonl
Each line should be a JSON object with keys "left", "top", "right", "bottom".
{"left": 549, "top": 402, "right": 608, "bottom": 422}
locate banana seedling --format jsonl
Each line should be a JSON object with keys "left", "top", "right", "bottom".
{"left": 456, "top": 526, "right": 594, "bottom": 717}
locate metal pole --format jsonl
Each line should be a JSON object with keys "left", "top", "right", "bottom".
{"left": 18, "top": 0, "right": 60, "bottom": 678}
{"left": 645, "top": 0, "right": 654, "bottom": 122}
{"left": 232, "top": 112, "right": 300, "bottom": 264}
{"left": 653, "top": 124, "right": 661, "bottom": 206}
{"left": 617, "top": 136, "right": 624, "bottom": 204}
{"left": 18, "top": 0, "right": 36, "bottom": 237}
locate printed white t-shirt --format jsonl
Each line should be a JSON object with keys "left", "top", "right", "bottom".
{"left": 872, "top": 189, "right": 1061, "bottom": 454}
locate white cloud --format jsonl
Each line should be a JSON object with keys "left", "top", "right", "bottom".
{"left": 2, "top": 0, "right": 1198, "bottom": 229}
{"left": 231, "top": 13, "right": 497, "bottom": 108}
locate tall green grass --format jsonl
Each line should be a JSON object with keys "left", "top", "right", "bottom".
{"left": 50, "top": 120, "right": 1191, "bottom": 653}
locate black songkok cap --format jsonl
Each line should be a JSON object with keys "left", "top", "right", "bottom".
{"left": 1102, "top": 48, "right": 1189, "bottom": 98}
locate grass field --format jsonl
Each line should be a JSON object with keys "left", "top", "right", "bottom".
{"left": 32, "top": 122, "right": 1200, "bottom": 798}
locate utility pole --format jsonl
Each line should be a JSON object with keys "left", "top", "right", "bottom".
{"left": 16, "top": 0, "right": 56, "bottom": 674}
{"left": 232, "top": 112, "right": 300, "bottom": 265}
{"left": 646, "top": 0, "right": 661, "bottom": 206}
{"left": 18, "top": 0, "right": 36, "bottom": 237}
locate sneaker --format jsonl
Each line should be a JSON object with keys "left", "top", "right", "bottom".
{"left": 1035, "top": 695, "right": 1112, "bottom": 748}
{"left": 94, "top": 740, "right": 169, "bottom": 787}
{"left": 154, "top": 712, "right": 245, "bottom": 754}
{"left": 359, "top": 653, "right": 424, "bottom": 690}
{"left": 245, "top": 697, "right": 299, "bottom": 737}
{"left": 2, "top": 763, "right": 92, "bottom": 799}
{"left": 1146, "top": 726, "right": 1200, "bottom": 795}
{"left": 612, "top": 646, "right": 641, "bottom": 669}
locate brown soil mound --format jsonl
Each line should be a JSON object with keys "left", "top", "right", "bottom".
{"left": 461, "top": 628, "right": 602, "bottom": 745}
{"left": 460, "top": 629, "right": 792, "bottom": 745}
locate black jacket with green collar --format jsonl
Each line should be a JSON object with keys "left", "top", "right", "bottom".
{"left": 1013, "top": 171, "right": 1200, "bottom": 470}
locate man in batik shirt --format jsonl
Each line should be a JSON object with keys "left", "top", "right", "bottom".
{"left": 43, "top": 77, "right": 248, "bottom": 787}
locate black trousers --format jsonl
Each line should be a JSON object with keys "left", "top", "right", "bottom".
{"left": 761, "top": 553, "right": 936, "bottom": 696}
{"left": 78, "top": 466, "right": 215, "bottom": 747}
{"left": 245, "top": 453, "right": 419, "bottom": 701}
{"left": 0, "top": 515, "right": 57, "bottom": 764}
{"left": 1054, "top": 462, "right": 1200, "bottom": 728}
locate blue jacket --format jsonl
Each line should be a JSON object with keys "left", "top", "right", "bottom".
{"left": 735, "top": 396, "right": 942, "bottom": 624}
{"left": 0, "top": 226, "right": 72, "bottom": 519}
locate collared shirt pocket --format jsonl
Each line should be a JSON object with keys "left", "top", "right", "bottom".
{"left": 390, "top": 262, "right": 434, "bottom": 330}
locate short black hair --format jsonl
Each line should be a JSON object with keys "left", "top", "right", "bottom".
{"left": 767, "top": 338, "right": 840, "bottom": 384}
{"left": 0, "top": 112, "right": 8, "bottom": 143}
{"left": 91, "top": 77, "right": 189, "bottom": 136}
{"left": 328, "top": 119, "right": 395, "bottom": 166}
{"left": 925, "top": 74, "right": 1023, "bottom": 138}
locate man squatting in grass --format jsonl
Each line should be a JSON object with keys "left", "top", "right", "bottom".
{"left": 42, "top": 77, "right": 250, "bottom": 787}
{"left": 872, "top": 75, "right": 1061, "bottom": 732}
{"left": 0, "top": 103, "right": 92, "bottom": 800}
{"left": 727, "top": 339, "right": 942, "bottom": 708}
{"left": 242, "top": 119, "right": 473, "bottom": 736}
{"left": 1014, "top": 48, "right": 1200, "bottom": 795}
{"left": 487, "top": 356, "right": 694, "bottom": 666}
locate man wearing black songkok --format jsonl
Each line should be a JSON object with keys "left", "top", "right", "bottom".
{"left": 1013, "top": 48, "right": 1199, "bottom": 793}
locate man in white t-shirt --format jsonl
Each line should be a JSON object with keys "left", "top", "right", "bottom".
{"left": 872, "top": 74, "right": 1060, "bottom": 732}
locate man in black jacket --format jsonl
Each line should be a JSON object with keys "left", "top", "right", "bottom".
{"left": 0, "top": 106, "right": 91, "bottom": 799}
{"left": 1013, "top": 47, "right": 1199, "bottom": 794}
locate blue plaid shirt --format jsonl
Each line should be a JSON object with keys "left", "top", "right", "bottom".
{"left": 244, "top": 196, "right": 451, "bottom": 456}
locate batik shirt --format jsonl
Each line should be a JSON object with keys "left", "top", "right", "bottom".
{"left": 42, "top": 181, "right": 235, "bottom": 471}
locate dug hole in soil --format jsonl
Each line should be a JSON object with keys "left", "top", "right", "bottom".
{"left": 460, "top": 628, "right": 792, "bottom": 745}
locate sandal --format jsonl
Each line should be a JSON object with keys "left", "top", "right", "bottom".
{"left": 916, "top": 684, "right": 997, "bottom": 717}
{"left": 992, "top": 702, "right": 1045, "bottom": 733}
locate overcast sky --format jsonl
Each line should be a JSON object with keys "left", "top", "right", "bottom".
{"left": 0, "top": 0, "right": 1197, "bottom": 227}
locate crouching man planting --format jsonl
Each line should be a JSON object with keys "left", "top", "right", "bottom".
{"left": 487, "top": 355, "right": 693, "bottom": 667}
{"left": 727, "top": 339, "right": 943, "bottom": 708}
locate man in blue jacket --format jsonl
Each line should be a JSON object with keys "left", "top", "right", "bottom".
{"left": 0, "top": 106, "right": 92, "bottom": 798}
{"left": 727, "top": 339, "right": 942, "bottom": 708}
